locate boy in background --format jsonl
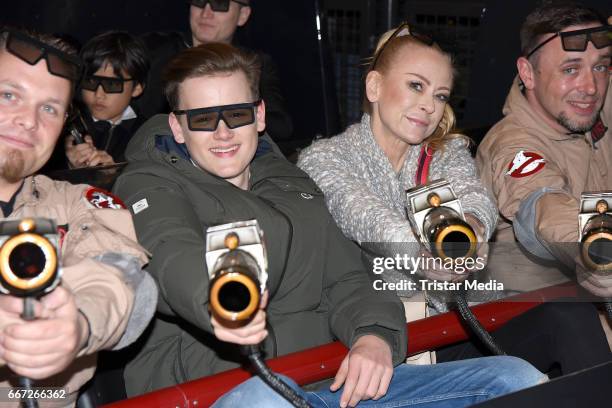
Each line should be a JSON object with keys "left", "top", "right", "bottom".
{"left": 65, "top": 31, "right": 150, "bottom": 168}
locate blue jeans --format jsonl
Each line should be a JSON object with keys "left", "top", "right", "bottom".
{"left": 212, "top": 356, "right": 545, "bottom": 408}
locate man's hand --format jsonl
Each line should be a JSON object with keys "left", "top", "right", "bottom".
{"left": 0, "top": 286, "right": 89, "bottom": 379}
{"left": 211, "top": 290, "right": 269, "bottom": 345}
{"left": 330, "top": 335, "right": 393, "bottom": 408}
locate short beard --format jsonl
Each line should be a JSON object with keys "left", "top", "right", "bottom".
{"left": 0, "top": 149, "right": 25, "bottom": 183}
{"left": 557, "top": 112, "right": 599, "bottom": 134}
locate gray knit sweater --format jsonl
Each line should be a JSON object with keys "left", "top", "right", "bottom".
{"left": 298, "top": 114, "right": 498, "bottom": 297}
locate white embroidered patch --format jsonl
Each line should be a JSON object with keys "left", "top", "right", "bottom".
{"left": 132, "top": 198, "right": 149, "bottom": 214}
{"left": 506, "top": 150, "right": 546, "bottom": 178}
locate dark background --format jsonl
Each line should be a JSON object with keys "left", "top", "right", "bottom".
{"left": 2, "top": 0, "right": 611, "bottom": 144}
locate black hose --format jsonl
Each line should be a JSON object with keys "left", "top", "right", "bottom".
{"left": 19, "top": 298, "right": 39, "bottom": 408}
{"left": 18, "top": 377, "right": 38, "bottom": 408}
{"left": 453, "top": 288, "right": 506, "bottom": 356}
{"left": 242, "top": 345, "right": 312, "bottom": 408}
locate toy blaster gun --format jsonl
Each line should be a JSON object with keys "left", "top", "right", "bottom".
{"left": 0, "top": 218, "right": 61, "bottom": 408}
{"left": 578, "top": 192, "right": 612, "bottom": 319}
{"left": 205, "top": 220, "right": 268, "bottom": 325}
{"left": 205, "top": 220, "right": 310, "bottom": 407}
{"left": 406, "top": 179, "right": 477, "bottom": 260}
{"left": 65, "top": 102, "right": 90, "bottom": 145}
{"left": 0, "top": 218, "right": 61, "bottom": 315}
{"left": 406, "top": 180, "right": 505, "bottom": 356}
{"left": 579, "top": 192, "right": 612, "bottom": 271}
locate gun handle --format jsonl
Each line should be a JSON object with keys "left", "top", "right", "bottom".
{"left": 21, "top": 297, "right": 35, "bottom": 321}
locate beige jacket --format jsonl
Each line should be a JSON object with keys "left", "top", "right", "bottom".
{"left": 477, "top": 77, "right": 611, "bottom": 288}
{"left": 0, "top": 175, "right": 149, "bottom": 407}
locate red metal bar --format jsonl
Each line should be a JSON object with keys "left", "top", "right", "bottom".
{"left": 105, "top": 283, "right": 578, "bottom": 408}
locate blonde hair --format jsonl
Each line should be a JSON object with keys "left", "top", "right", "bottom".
{"left": 364, "top": 25, "right": 471, "bottom": 151}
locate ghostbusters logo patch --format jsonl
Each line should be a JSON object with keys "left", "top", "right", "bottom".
{"left": 85, "top": 187, "right": 126, "bottom": 209}
{"left": 506, "top": 151, "right": 546, "bottom": 178}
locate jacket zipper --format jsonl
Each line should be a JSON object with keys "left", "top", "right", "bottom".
{"left": 104, "top": 124, "right": 116, "bottom": 153}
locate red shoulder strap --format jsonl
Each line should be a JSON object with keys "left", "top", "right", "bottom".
{"left": 415, "top": 144, "right": 434, "bottom": 186}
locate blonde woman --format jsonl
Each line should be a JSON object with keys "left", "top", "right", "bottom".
{"left": 299, "top": 23, "right": 611, "bottom": 376}
{"left": 299, "top": 24, "right": 495, "bottom": 302}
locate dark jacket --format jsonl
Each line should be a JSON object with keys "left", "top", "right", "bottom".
{"left": 133, "top": 31, "right": 294, "bottom": 141}
{"left": 113, "top": 115, "right": 407, "bottom": 396}
{"left": 83, "top": 108, "right": 145, "bottom": 163}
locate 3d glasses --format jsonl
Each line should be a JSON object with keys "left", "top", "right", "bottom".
{"left": 174, "top": 101, "right": 261, "bottom": 131}
{"left": 188, "top": 0, "right": 249, "bottom": 12}
{"left": 371, "top": 22, "right": 435, "bottom": 69}
{"left": 527, "top": 25, "right": 612, "bottom": 58}
{"left": 81, "top": 75, "right": 133, "bottom": 94}
{"left": 4, "top": 30, "right": 82, "bottom": 82}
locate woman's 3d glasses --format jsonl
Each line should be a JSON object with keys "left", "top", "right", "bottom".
{"left": 527, "top": 25, "right": 612, "bottom": 58}
{"left": 4, "top": 30, "right": 82, "bottom": 82}
{"left": 371, "top": 22, "right": 435, "bottom": 70}
{"left": 188, "top": 0, "right": 249, "bottom": 12}
{"left": 174, "top": 101, "right": 261, "bottom": 131}
{"left": 81, "top": 75, "right": 133, "bottom": 94}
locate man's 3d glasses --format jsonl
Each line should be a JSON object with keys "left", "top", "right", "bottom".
{"left": 4, "top": 30, "right": 82, "bottom": 82}
{"left": 188, "top": 0, "right": 249, "bottom": 12}
{"left": 173, "top": 101, "right": 261, "bottom": 131}
{"left": 527, "top": 25, "right": 612, "bottom": 58}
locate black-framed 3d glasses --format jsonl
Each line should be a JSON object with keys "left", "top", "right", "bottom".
{"left": 81, "top": 75, "right": 133, "bottom": 94}
{"left": 526, "top": 25, "right": 612, "bottom": 58}
{"left": 371, "top": 22, "right": 435, "bottom": 70}
{"left": 174, "top": 101, "right": 261, "bottom": 131}
{"left": 188, "top": 0, "right": 249, "bottom": 12}
{"left": 4, "top": 30, "right": 82, "bottom": 82}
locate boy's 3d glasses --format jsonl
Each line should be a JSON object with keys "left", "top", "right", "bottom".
{"left": 527, "top": 25, "right": 612, "bottom": 58}
{"left": 81, "top": 75, "right": 133, "bottom": 94}
{"left": 173, "top": 101, "right": 261, "bottom": 131}
{"left": 4, "top": 30, "right": 82, "bottom": 82}
{"left": 188, "top": 0, "right": 249, "bottom": 12}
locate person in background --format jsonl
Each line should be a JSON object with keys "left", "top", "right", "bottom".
{"left": 135, "top": 0, "right": 293, "bottom": 142}
{"left": 65, "top": 31, "right": 150, "bottom": 168}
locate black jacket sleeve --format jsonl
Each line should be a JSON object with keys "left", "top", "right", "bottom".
{"left": 322, "top": 219, "right": 408, "bottom": 366}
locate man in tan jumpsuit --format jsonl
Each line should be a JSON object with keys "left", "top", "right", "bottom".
{"left": 0, "top": 29, "right": 154, "bottom": 406}
{"left": 477, "top": 4, "right": 611, "bottom": 298}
